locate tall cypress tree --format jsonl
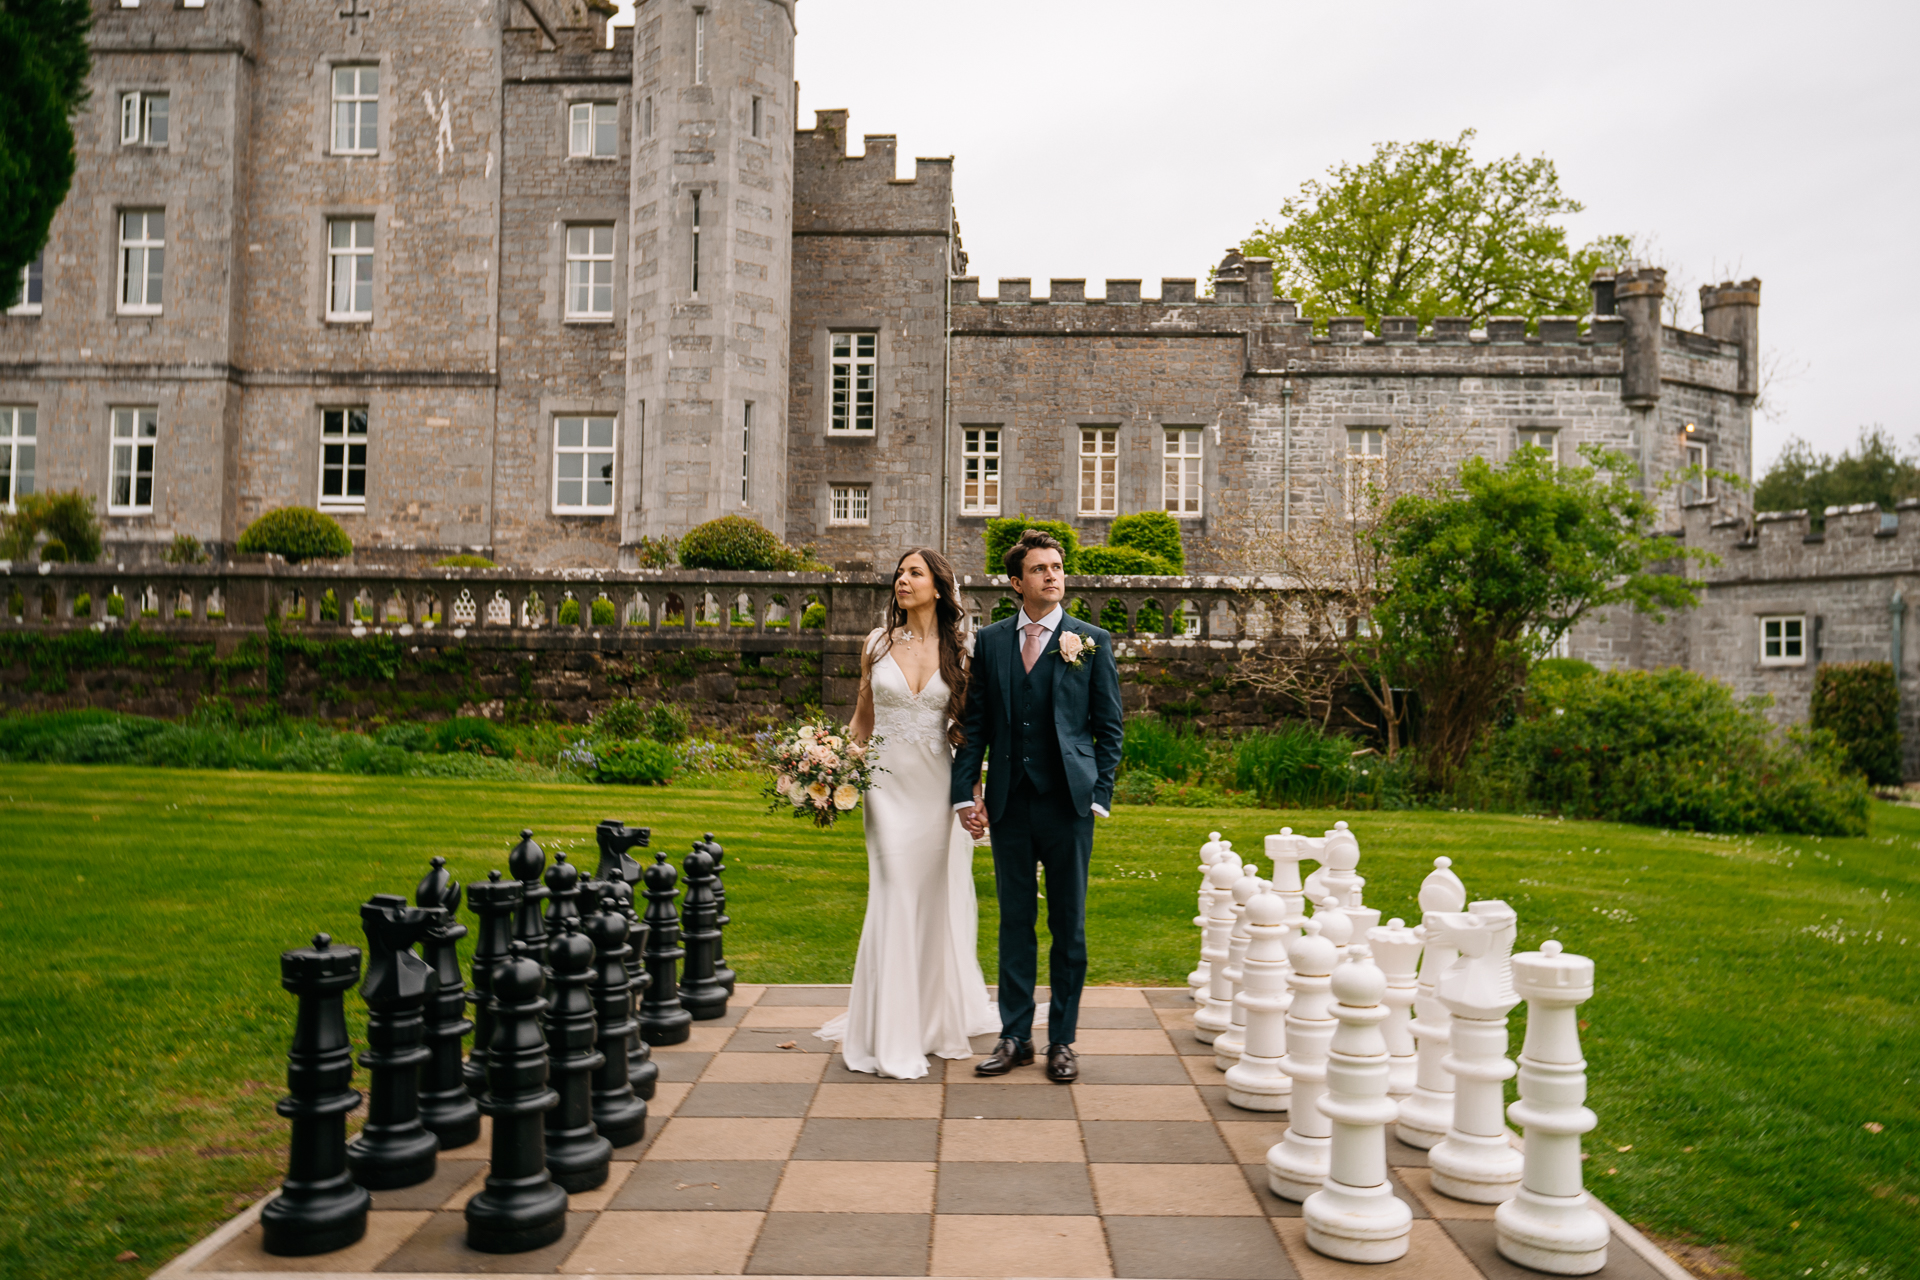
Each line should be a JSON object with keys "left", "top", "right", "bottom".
{"left": 0, "top": 0, "right": 92, "bottom": 308}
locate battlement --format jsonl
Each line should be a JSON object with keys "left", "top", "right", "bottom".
{"left": 793, "top": 110, "right": 954, "bottom": 234}
{"left": 89, "top": 0, "right": 259, "bottom": 54}
{"left": 503, "top": 0, "right": 627, "bottom": 56}
{"left": 1680, "top": 499, "right": 1920, "bottom": 581}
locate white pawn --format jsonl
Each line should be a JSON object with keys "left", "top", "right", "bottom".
{"left": 1193, "top": 860, "right": 1240, "bottom": 1043}
{"left": 1304, "top": 943, "right": 1413, "bottom": 1263}
{"left": 1213, "top": 867, "right": 1263, "bottom": 1070}
{"left": 1188, "top": 832, "right": 1225, "bottom": 998}
{"left": 1267, "top": 899, "right": 1352, "bottom": 1200}
{"left": 1427, "top": 901, "right": 1526, "bottom": 1204}
{"left": 1367, "top": 918, "right": 1422, "bottom": 1101}
{"left": 1225, "top": 891, "right": 1293, "bottom": 1111}
{"left": 1497, "top": 940, "right": 1608, "bottom": 1274}
{"left": 1397, "top": 856, "right": 1469, "bottom": 1149}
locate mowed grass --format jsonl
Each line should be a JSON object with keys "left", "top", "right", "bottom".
{"left": 0, "top": 766, "right": 1915, "bottom": 1280}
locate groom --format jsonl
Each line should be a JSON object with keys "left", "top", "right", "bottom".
{"left": 953, "top": 529, "right": 1123, "bottom": 1083}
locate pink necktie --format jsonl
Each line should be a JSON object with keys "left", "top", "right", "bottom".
{"left": 1022, "top": 622, "right": 1045, "bottom": 673}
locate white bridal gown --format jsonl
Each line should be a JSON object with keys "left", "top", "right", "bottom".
{"left": 817, "top": 637, "right": 998, "bottom": 1077}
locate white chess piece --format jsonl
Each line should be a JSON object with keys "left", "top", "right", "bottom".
{"left": 1225, "top": 891, "right": 1293, "bottom": 1111}
{"left": 1367, "top": 918, "right": 1422, "bottom": 1101}
{"left": 1188, "top": 832, "right": 1225, "bottom": 997}
{"left": 1267, "top": 900, "right": 1352, "bottom": 1200}
{"left": 1396, "top": 856, "right": 1468, "bottom": 1149}
{"left": 1194, "top": 860, "right": 1241, "bottom": 1043}
{"left": 1213, "top": 867, "right": 1263, "bottom": 1070}
{"left": 1426, "top": 901, "right": 1526, "bottom": 1204}
{"left": 1303, "top": 943, "right": 1414, "bottom": 1263}
{"left": 1497, "top": 940, "right": 1608, "bottom": 1274}
{"left": 1318, "top": 822, "right": 1380, "bottom": 938}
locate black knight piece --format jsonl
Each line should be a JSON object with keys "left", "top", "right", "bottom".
{"left": 700, "top": 832, "right": 735, "bottom": 994}
{"left": 639, "top": 852, "right": 692, "bottom": 1045}
{"left": 676, "top": 844, "right": 728, "bottom": 1019}
{"left": 584, "top": 884, "right": 648, "bottom": 1145}
{"left": 346, "top": 895, "right": 442, "bottom": 1190}
{"left": 466, "top": 941, "right": 569, "bottom": 1253}
{"left": 463, "top": 870, "right": 520, "bottom": 1100}
{"left": 594, "top": 819, "right": 650, "bottom": 886}
{"left": 508, "top": 829, "right": 551, "bottom": 971}
{"left": 260, "top": 934, "right": 371, "bottom": 1257}
{"left": 543, "top": 918, "right": 612, "bottom": 1191}
{"left": 415, "top": 858, "right": 480, "bottom": 1149}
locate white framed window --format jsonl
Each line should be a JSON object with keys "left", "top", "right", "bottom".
{"left": 326, "top": 218, "right": 374, "bottom": 321}
{"left": 0, "top": 407, "right": 36, "bottom": 511}
{"left": 569, "top": 101, "right": 617, "bottom": 158}
{"left": 693, "top": 9, "right": 707, "bottom": 84}
{"left": 829, "top": 333, "right": 876, "bottom": 433}
{"left": 330, "top": 66, "right": 379, "bottom": 155}
{"left": 1683, "top": 438, "right": 1712, "bottom": 504}
{"left": 689, "top": 191, "right": 702, "bottom": 295}
{"left": 117, "top": 210, "right": 164, "bottom": 314}
{"left": 1345, "top": 427, "right": 1386, "bottom": 518}
{"left": 1518, "top": 428, "right": 1557, "bottom": 468}
{"left": 553, "top": 416, "right": 616, "bottom": 513}
{"left": 1760, "top": 615, "right": 1806, "bottom": 667}
{"left": 962, "top": 427, "right": 1000, "bottom": 515}
{"left": 1164, "top": 427, "right": 1204, "bottom": 517}
{"left": 565, "top": 225, "right": 614, "bottom": 320}
{"left": 319, "top": 408, "right": 368, "bottom": 509}
{"left": 830, "top": 484, "right": 871, "bottom": 526}
{"left": 110, "top": 408, "right": 158, "bottom": 514}
{"left": 740, "top": 402, "right": 753, "bottom": 504}
{"left": 120, "top": 91, "right": 169, "bottom": 146}
{"left": 1079, "top": 427, "right": 1118, "bottom": 516}
{"left": 8, "top": 256, "right": 42, "bottom": 316}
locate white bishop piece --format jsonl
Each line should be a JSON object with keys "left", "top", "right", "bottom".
{"left": 1303, "top": 943, "right": 1413, "bottom": 1263}
{"left": 1212, "top": 864, "right": 1264, "bottom": 1070}
{"left": 1266, "top": 897, "right": 1352, "bottom": 1200}
{"left": 1366, "top": 917, "right": 1423, "bottom": 1101}
{"left": 1188, "top": 833, "right": 1226, "bottom": 999}
{"left": 1396, "top": 856, "right": 1468, "bottom": 1149}
{"left": 1194, "top": 858, "right": 1242, "bottom": 1043}
{"left": 1497, "top": 939, "right": 1608, "bottom": 1274}
{"left": 1317, "top": 822, "right": 1381, "bottom": 940}
{"left": 1426, "top": 900, "right": 1526, "bottom": 1204}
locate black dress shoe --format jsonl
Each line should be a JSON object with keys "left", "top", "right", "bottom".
{"left": 974, "top": 1037, "right": 1034, "bottom": 1076}
{"left": 1045, "top": 1043, "right": 1079, "bottom": 1084}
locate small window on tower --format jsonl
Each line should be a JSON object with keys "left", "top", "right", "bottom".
{"left": 569, "top": 102, "right": 618, "bottom": 158}
{"left": 829, "top": 333, "right": 877, "bottom": 433}
{"left": 751, "top": 96, "right": 763, "bottom": 138}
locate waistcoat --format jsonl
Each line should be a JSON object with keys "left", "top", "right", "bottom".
{"left": 1011, "top": 631, "right": 1064, "bottom": 794}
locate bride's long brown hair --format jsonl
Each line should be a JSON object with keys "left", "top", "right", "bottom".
{"left": 873, "top": 547, "right": 972, "bottom": 746}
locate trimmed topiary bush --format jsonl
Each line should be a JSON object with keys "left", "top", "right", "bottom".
{"left": 557, "top": 598, "right": 582, "bottom": 626}
{"left": 1810, "top": 661, "right": 1902, "bottom": 785}
{"left": 679, "top": 515, "right": 815, "bottom": 571}
{"left": 591, "top": 597, "right": 616, "bottom": 625}
{"left": 801, "top": 601, "right": 827, "bottom": 629}
{"left": 983, "top": 516, "right": 1081, "bottom": 577}
{"left": 1076, "top": 545, "right": 1176, "bottom": 576}
{"left": 434, "top": 554, "right": 496, "bottom": 569}
{"left": 1108, "top": 510, "right": 1186, "bottom": 572}
{"left": 237, "top": 507, "right": 353, "bottom": 563}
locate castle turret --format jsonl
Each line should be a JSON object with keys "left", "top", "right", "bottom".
{"left": 623, "top": 0, "right": 795, "bottom": 553}
{"left": 1614, "top": 265, "right": 1665, "bottom": 409}
{"left": 1700, "top": 279, "right": 1761, "bottom": 397}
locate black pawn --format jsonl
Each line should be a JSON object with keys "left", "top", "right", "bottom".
{"left": 464, "top": 870, "right": 520, "bottom": 1100}
{"left": 543, "top": 918, "right": 612, "bottom": 1191}
{"left": 701, "top": 832, "right": 736, "bottom": 995}
{"left": 260, "top": 933, "right": 370, "bottom": 1257}
{"left": 639, "top": 853, "right": 692, "bottom": 1046}
{"left": 508, "top": 828, "right": 551, "bottom": 971}
{"left": 584, "top": 886, "right": 648, "bottom": 1146}
{"left": 415, "top": 858, "right": 481, "bottom": 1149}
{"left": 593, "top": 818, "right": 650, "bottom": 885}
{"left": 347, "top": 895, "right": 442, "bottom": 1190}
{"left": 467, "top": 942, "right": 569, "bottom": 1254}
{"left": 607, "top": 879, "right": 659, "bottom": 1100}
{"left": 543, "top": 852, "right": 582, "bottom": 939}
{"left": 677, "top": 845, "right": 728, "bottom": 1019}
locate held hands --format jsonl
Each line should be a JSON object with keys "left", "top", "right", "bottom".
{"left": 960, "top": 782, "right": 987, "bottom": 838}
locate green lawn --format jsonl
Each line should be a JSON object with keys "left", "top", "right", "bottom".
{"left": 0, "top": 765, "right": 1914, "bottom": 1280}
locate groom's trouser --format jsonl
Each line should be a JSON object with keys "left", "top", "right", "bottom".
{"left": 991, "top": 776, "right": 1095, "bottom": 1045}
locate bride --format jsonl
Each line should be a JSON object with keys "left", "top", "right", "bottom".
{"left": 816, "top": 547, "right": 998, "bottom": 1077}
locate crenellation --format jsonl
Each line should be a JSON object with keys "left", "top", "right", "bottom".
{"left": 1049, "top": 279, "right": 1086, "bottom": 305}
{"left": 1487, "top": 317, "right": 1529, "bottom": 344}
{"left": 1106, "top": 279, "right": 1142, "bottom": 304}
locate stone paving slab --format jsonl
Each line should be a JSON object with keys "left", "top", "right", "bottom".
{"left": 156, "top": 986, "right": 1689, "bottom": 1280}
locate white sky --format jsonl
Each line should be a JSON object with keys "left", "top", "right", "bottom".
{"left": 617, "top": 0, "right": 1919, "bottom": 473}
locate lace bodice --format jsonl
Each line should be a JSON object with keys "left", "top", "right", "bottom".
{"left": 867, "top": 630, "right": 967, "bottom": 755}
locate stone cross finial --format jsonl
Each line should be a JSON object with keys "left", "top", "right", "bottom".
{"left": 339, "top": 0, "right": 372, "bottom": 35}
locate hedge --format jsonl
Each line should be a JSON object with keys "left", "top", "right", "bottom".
{"left": 983, "top": 516, "right": 1080, "bottom": 577}
{"left": 1077, "top": 545, "right": 1176, "bottom": 576}
{"left": 237, "top": 507, "right": 353, "bottom": 562}
{"left": 1108, "top": 510, "right": 1186, "bottom": 572}
{"left": 679, "top": 516, "right": 817, "bottom": 571}
{"left": 1810, "top": 661, "right": 1903, "bottom": 785}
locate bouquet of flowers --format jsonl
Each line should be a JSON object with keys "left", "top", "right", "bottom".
{"left": 761, "top": 722, "right": 884, "bottom": 829}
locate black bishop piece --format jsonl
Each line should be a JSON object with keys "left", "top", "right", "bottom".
{"left": 639, "top": 852, "right": 692, "bottom": 1045}
{"left": 415, "top": 858, "right": 480, "bottom": 1149}
{"left": 677, "top": 844, "right": 728, "bottom": 1019}
{"left": 464, "top": 869, "right": 520, "bottom": 1099}
{"left": 467, "top": 941, "right": 569, "bottom": 1253}
{"left": 508, "top": 828, "right": 551, "bottom": 972}
{"left": 346, "top": 894, "right": 442, "bottom": 1190}
{"left": 583, "top": 884, "right": 648, "bottom": 1146}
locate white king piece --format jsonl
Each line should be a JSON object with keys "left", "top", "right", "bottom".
{"left": 1497, "top": 939, "right": 1608, "bottom": 1274}
{"left": 1425, "top": 901, "right": 1526, "bottom": 1204}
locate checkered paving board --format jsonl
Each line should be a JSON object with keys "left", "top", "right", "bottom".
{"left": 158, "top": 986, "right": 1683, "bottom": 1280}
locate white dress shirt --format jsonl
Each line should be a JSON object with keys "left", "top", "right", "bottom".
{"left": 956, "top": 602, "right": 1109, "bottom": 818}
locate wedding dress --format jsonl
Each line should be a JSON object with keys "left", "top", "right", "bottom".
{"left": 816, "top": 636, "right": 998, "bottom": 1077}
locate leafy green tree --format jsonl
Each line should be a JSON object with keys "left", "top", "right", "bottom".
{"left": 1376, "top": 445, "right": 1706, "bottom": 787}
{"left": 1753, "top": 427, "right": 1920, "bottom": 518}
{"left": 1240, "top": 130, "right": 1627, "bottom": 327}
{"left": 0, "top": 0, "right": 91, "bottom": 308}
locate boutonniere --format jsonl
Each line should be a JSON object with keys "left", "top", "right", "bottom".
{"left": 1055, "top": 632, "right": 1095, "bottom": 667}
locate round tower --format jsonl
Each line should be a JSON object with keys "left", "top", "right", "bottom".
{"left": 623, "top": 0, "right": 795, "bottom": 553}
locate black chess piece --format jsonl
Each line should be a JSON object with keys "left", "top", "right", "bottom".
{"left": 346, "top": 895, "right": 442, "bottom": 1190}
{"left": 583, "top": 885, "right": 648, "bottom": 1146}
{"left": 639, "top": 852, "right": 692, "bottom": 1045}
{"left": 260, "top": 933, "right": 371, "bottom": 1257}
{"left": 508, "top": 828, "right": 551, "bottom": 971}
{"left": 543, "top": 918, "right": 612, "bottom": 1191}
{"left": 467, "top": 941, "right": 569, "bottom": 1254}
{"left": 464, "top": 870, "right": 520, "bottom": 1100}
{"left": 701, "top": 833, "right": 736, "bottom": 994}
{"left": 606, "top": 878, "right": 658, "bottom": 1100}
{"left": 677, "top": 845, "right": 728, "bottom": 1019}
{"left": 415, "top": 858, "right": 481, "bottom": 1149}
{"left": 543, "top": 851, "right": 583, "bottom": 940}
{"left": 593, "top": 819, "right": 650, "bottom": 886}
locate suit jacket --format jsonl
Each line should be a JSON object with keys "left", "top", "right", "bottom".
{"left": 951, "top": 611, "right": 1125, "bottom": 822}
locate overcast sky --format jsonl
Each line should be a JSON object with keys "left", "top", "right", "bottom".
{"left": 619, "top": 0, "right": 1917, "bottom": 473}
